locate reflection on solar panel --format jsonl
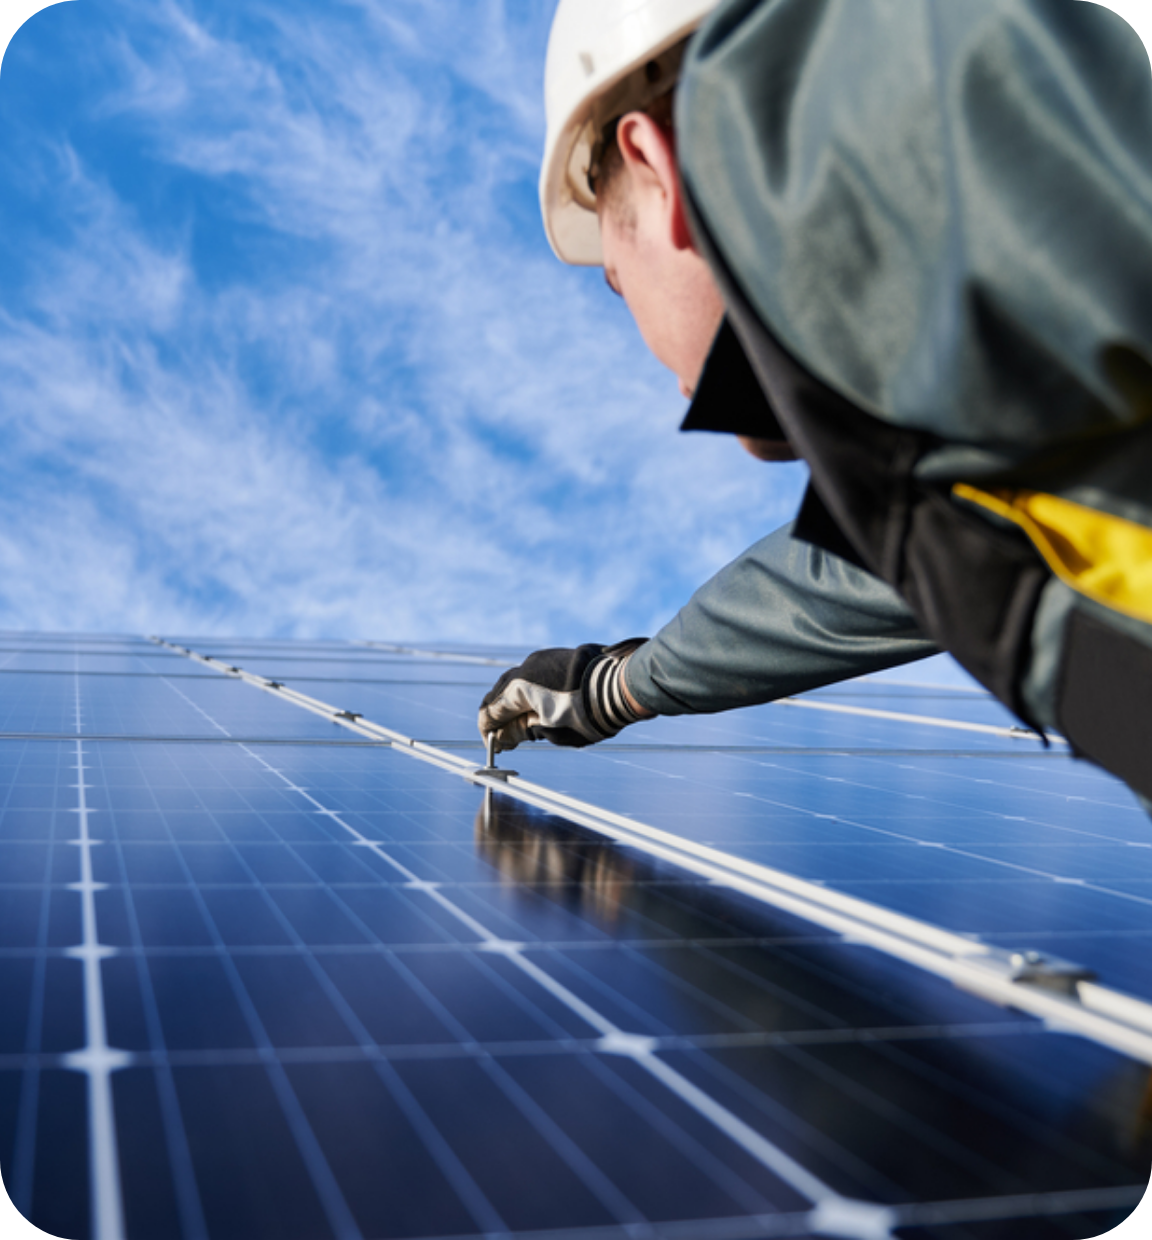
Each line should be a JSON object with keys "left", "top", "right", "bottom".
{"left": 1, "top": 631, "right": 1150, "bottom": 1240}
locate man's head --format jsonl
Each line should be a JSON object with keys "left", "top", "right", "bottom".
{"left": 540, "top": 0, "right": 792, "bottom": 457}
{"left": 540, "top": 0, "right": 723, "bottom": 396}
{"left": 539, "top": 0, "right": 716, "bottom": 263}
{"left": 593, "top": 99, "right": 724, "bottom": 398}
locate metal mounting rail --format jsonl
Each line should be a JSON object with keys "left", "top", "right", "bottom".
{"left": 151, "top": 637, "right": 1152, "bottom": 1066}
{"left": 352, "top": 640, "right": 514, "bottom": 667}
{"left": 776, "top": 696, "right": 1067, "bottom": 744}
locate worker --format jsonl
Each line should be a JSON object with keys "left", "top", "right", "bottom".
{"left": 479, "top": 0, "right": 1152, "bottom": 804}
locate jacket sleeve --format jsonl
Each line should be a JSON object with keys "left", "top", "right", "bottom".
{"left": 624, "top": 522, "right": 937, "bottom": 716}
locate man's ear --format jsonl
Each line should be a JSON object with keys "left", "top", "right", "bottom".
{"left": 615, "top": 111, "right": 695, "bottom": 252}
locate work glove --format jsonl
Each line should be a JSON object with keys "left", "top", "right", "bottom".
{"left": 478, "top": 638, "right": 648, "bottom": 753}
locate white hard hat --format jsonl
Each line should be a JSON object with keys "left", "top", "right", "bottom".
{"left": 540, "top": 0, "right": 717, "bottom": 266}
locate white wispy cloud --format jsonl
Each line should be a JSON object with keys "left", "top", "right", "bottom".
{"left": 0, "top": 0, "right": 806, "bottom": 645}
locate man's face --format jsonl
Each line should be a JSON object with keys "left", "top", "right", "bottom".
{"left": 597, "top": 150, "right": 724, "bottom": 399}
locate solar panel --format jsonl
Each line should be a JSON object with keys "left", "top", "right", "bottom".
{"left": 1, "top": 631, "right": 1150, "bottom": 1240}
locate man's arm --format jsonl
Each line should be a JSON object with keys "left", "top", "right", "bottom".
{"left": 479, "top": 522, "right": 938, "bottom": 753}
{"left": 624, "top": 522, "right": 938, "bottom": 716}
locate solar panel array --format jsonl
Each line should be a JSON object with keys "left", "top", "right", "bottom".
{"left": 1, "top": 631, "right": 1150, "bottom": 1240}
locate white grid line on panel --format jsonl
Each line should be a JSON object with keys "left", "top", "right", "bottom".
{"left": 61, "top": 672, "right": 129, "bottom": 1240}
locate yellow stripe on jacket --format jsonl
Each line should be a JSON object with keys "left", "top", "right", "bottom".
{"left": 953, "top": 484, "right": 1152, "bottom": 625}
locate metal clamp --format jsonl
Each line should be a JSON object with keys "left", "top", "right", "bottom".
{"left": 967, "top": 947, "right": 1096, "bottom": 995}
{"left": 474, "top": 732, "right": 517, "bottom": 782}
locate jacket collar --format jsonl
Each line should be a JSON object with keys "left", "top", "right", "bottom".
{"left": 680, "top": 316, "right": 788, "bottom": 440}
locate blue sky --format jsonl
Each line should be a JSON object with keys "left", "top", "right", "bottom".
{"left": 0, "top": 0, "right": 1147, "bottom": 662}
{"left": 0, "top": 0, "right": 809, "bottom": 645}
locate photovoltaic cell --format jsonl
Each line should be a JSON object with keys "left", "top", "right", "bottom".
{"left": 0, "top": 632, "right": 1149, "bottom": 1240}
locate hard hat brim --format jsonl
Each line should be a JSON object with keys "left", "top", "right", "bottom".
{"left": 540, "top": 114, "right": 605, "bottom": 266}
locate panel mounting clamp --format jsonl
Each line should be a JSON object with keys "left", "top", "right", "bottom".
{"left": 965, "top": 947, "right": 1096, "bottom": 995}
{"left": 474, "top": 731, "right": 517, "bottom": 782}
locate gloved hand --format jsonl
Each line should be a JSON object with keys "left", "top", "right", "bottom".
{"left": 478, "top": 638, "right": 649, "bottom": 753}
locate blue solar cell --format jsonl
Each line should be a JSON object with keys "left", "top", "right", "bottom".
{"left": 101, "top": 957, "right": 152, "bottom": 1052}
{"left": 131, "top": 889, "right": 217, "bottom": 948}
{"left": 169, "top": 1065, "right": 337, "bottom": 1240}
{"left": 43, "top": 891, "right": 82, "bottom": 949}
{"left": 197, "top": 889, "right": 295, "bottom": 948}
{"left": 0, "top": 1072, "right": 20, "bottom": 1194}
{"left": 176, "top": 844, "right": 253, "bottom": 885}
{"left": 263, "top": 888, "right": 374, "bottom": 946}
{"left": 314, "top": 954, "right": 457, "bottom": 1046}
{"left": 25, "top": 1073, "right": 88, "bottom": 1237}
{"left": 112, "top": 1069, "right": 187, "bottom": 1239}
{"left": 398, "top": 952, "right": 567, "bottom": 1044}
{"left": 0, "top": 892, "right": 43, "bottom": 949}
{"left": 149, "top": 957, "right": 258, "bottom": 1051}
{"left": 330, "top": 886, "right": 469, "bottom": 945}
{"left": 0, "top": 960, "right": 33, "bottom": 1055}
{"left": 231, "top": 956, "right": 361, "bottom": 1049}
{"left": 397, "top": 1054, "right": 625, "bottom": 1232}
{"left": 37, "top": 959, "right": 86, "bottom": 1054}
{"left": 228, "top": 842, "right": 315, "bottom": 884}
{"left": 283, "top": 1061, "right": 483, "bottom": 1237}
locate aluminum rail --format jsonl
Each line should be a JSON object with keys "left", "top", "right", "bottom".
{"left": 777, "top": 697, "right": 1066, "bottom": 743}
{"left": 150, "top": 637, "right": 1152, "bottom": 1066}
{"left": 352, "top": 640, "right": 514, "bottom": 667}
